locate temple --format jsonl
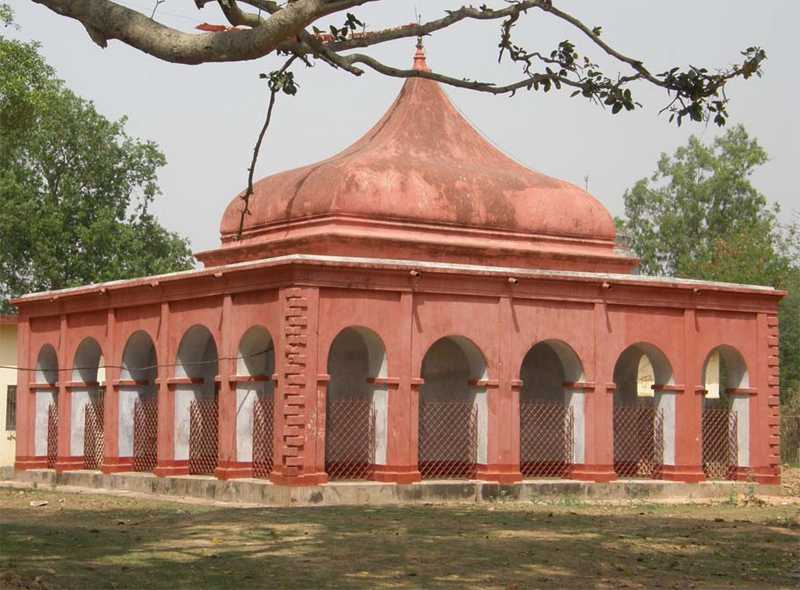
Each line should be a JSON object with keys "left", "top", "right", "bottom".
{"left": 12, "top": 43, "right": 783, "bottom": 486}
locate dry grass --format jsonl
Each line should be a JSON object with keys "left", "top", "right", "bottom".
{"left": 0, "top": 485, "right": 798, "bottom": 590}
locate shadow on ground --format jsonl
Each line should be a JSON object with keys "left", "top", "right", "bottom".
{"left": 0, "top": 488, "right": 798, "bottom": 589}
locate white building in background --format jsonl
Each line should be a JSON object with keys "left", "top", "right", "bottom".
{"left": 0, "top": 315, "right": 17, "bottom": 467}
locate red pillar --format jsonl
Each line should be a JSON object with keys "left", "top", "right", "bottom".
{"left": 571, "top": 300, "right": 615, "bottom": 482}
{"left": 664, "top": 308, "right": 704, "bottom": 482}
{"left": 751, "top": 312, "right": 781, "bottom": 484}
{"left": 215, "top": 294, "right": 249, "bottom": 479}
{"left": 155, "top": 302, "right": 183, "bottom": 476}
{"left": 374, "top": 290, "right": 421, "bottom": 483}
{"left": 101, "top": 309, "right": 128, "bottom": 473}
{"left": 478, "top": 294, "right": 522, "bottom": 483}
{"left": 271, "top": 286, "right": 327, "bottom": 485}
{"left": 55, "top": 315, "right": 80, "bottom": 471}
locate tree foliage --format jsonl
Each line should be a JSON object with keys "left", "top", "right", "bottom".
{"left": 620, "top": 127, "right": 800, "bottom": 402}
{"left": 0, "top": 19, "right": 193, "bottom": 312}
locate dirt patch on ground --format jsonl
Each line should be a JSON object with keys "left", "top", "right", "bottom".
{"left": 0, "top": 483, "right": 798, "bottom": 590}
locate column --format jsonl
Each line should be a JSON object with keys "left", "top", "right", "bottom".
{"left": 101, "top": 309, "right": 127, "bottom": 473}
{"left": 270, "top": 286, "right": 327, "bottom": 485}
{"left": 478, "top": 295, "right": 522, "bottom": 484}
{"left": 215, "top": 294, "right": 247, "bottom": 480}
{"left": 571, "top": 301, "right": 615, "bottom": 482}
{"left": 667, "top": 308, "right": 704, "bottom": 482}
{"left": 55, "top": 315, "right": 80, "bottom": 471}
{"left": 14, "top": 316, "right": 40, "bottom": 469}
{"left": 375, "top": 291, "right": 420, "bottom": 483}
{"left": 154, "top": 302, "right": 181, "bottom": 476}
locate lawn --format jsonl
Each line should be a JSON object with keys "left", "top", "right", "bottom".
{"left": 0, "top": 486, "right": 798, "bottom": 589}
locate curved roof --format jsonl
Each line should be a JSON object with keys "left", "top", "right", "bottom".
{"left": 219, "top": 45, "right": 616, "bottom": 245}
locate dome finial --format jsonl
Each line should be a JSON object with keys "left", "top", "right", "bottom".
{"left": 413, "top": 35, "right": 429, "bottom": 71}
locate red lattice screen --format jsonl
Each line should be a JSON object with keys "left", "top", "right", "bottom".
{"left": 189, "top": 397, "right": 218, "bottom": 475}
{"left": 702, "top": 407, "right": 738, "bottom": 480}
{"left": 47, "top": 403, "right": 58, "bottom": 469}
{"left": 325, "top": 397, "right": 375, "bottom": 481}
{"left": 253, "top": 395, "right": 274, "bottom": 479}
{"left": 419, "top": 399, "right": 477, "bottom": 480}
{"left": 133, "top": 398, "right": 158, "bottom": 472}
{"left": 613, "top": 402, "right": 663, "bottom": 478}
{"left": 83, "top": 394, "right": 105, "bottom": 470}
{"left": 520, "top": 402, "right": 574, "bottom": 478}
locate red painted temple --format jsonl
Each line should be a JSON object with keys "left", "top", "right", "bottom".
{"left": 13, "top": 44, "right": 783, "bottom": 486}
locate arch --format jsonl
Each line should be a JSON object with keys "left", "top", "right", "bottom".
{"left": 119, "top": 331, "right": 158, "bottom": 470}
{"left": 702, "top": 345, "right": 750, "bottom": 393}
{"left": 518, "top": 340, "right": 585, "bottom": 473}
{"left": 237, "top": 326, "right": 275, "bottom": 378}
{"left": 235, "top": 326, "right": 276, "bottom": 472}
{"left": 324, "top": 326, "right": 388, "bottom": 480}
{"left": 33, "top": 345, "right": 59, "bottom": 460}
{"left": 519, "top": 339, "right": 584, "bottom": 402}
{"left": 174, "top": 325, "right": 219, "bottom": 475}
{"left": 612, "top": 342, "right": 674, "bottom": 478}
{"left": 701, "top": 345, "right": 750, "bottom": 476}
{"left": 419, "top": 336, "right": 488, "bottom": 479}
{"left": 121, "top": 331, "right": 157, "bottom": 383}
{"left": 175, "top": 325, "right": 218, "bottom": 382}
{"left": 35, "top": 344, "right": 58, "bottom": 385}
{"left": 72, "top": 337, "right": 103, "bottom": 384}
{"left": 69, "top": 338, "right": 105, "bottom": 469}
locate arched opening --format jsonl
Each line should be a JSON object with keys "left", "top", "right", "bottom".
{"left": 33, "top": 345, "right": 59, "bottom": 468}
{"left": 701, "top": 345, "right": 750, "bottom": 480}
{"left": 119, "top": 331, "right": 158, "bottom": 472}
{"left": 519, "top": 340, "right": 584, "bottom": 478}
{"left": 174, "top": 325, "right": 219, "bottom": 475}
{"left": 419, "top": 336, "right": 487, "bottom": 480}
{"left": 235, "top": 326, "right": 275, "bottom": 479}
{"left": 71, "top": 338, "right": 105, "bottom": 470}
{"left": 325, "top": 327, "right": 387, "bottom": 481}
{"left": 612, "top": 343, "right": 674, "bottom": 479}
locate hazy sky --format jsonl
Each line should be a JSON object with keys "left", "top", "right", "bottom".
{"left": 8, "top": 1, "right": 799, "bottom": 255}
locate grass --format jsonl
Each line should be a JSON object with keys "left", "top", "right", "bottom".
{"left": 0, "top": 487, "right": 798, "bottom": 589}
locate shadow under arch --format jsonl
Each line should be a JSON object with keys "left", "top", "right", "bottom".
{"left": 33, "top": 344, "right": 59, "bottom": 462}
{"left": 418, "top": 335, "right": 488, "bottom": 480}
{"left": 174, "top": 324, "right": 219, "bottom": 475}
{"left": 518, "top": 339, "right": 586, "bottom": 475}
{"left": 325, "top": 326, "right": 388, "bottom": 480}
{"left": 118, "top": 331, "right": 158, "bottom": 471}
{"left": 612, "top": 342, "right": 675, "bottom": 479}
{"left": 235, "top": 325, "right": 276, "bottom": 475}
{"left": 701, "top": 344, "right": 750, "bottom": 478}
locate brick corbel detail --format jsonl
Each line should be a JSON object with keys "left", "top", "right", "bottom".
{"left": 271, "top": 287, "right": 327, "bottom": 485}
{"left": 764, "top": 314, "right": 781, "bottom": 483}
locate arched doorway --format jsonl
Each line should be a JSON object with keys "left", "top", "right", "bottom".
{"left": 33, "top": 345, "right": 58, "bottom": 468}
{"left": 519, "top": 341, "right": 584, "bottom": 478}
{"left": 119, "top": 331, "right": 158, "bottom": 472}
{"left": 174, "top": 326, "right": 219, "bottom": 475}
{"left": 235, "top": 326, "right": 275, "bottom": 479}
{"left": 612, "top": 343, "right": 673, "bottom": 478}
{"left": 419, "top": 336, "right": 487, "bottom": 480}
{"left": 71, "top": 338, "right": 105, "bottom": 470}
{"left": 325, "top": 327, "right": 387, "bottom": 480}
{"left": 701, "top": 346, "right": 749, "bottom": 480}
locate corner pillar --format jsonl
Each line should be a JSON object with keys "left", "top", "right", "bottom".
{"left": 14, "top": 315, "right": 43, "bottom": 470}
{"left": 270, "top": 286, "right": 328, "bottom": 485}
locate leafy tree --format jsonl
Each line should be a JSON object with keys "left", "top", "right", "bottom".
{"left": 0, "top": 16, "right": 193, "bottom": 313}
{"left": 620, "top": 127, "right": 800, "bottom": 402}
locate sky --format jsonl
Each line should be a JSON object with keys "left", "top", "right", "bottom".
{"left": 8, "top": 1, "right": 799, "bottom": 255}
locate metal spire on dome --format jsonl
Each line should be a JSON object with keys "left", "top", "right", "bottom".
{"left": 413, "top": 35, "right": 429, "bottom": 72}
